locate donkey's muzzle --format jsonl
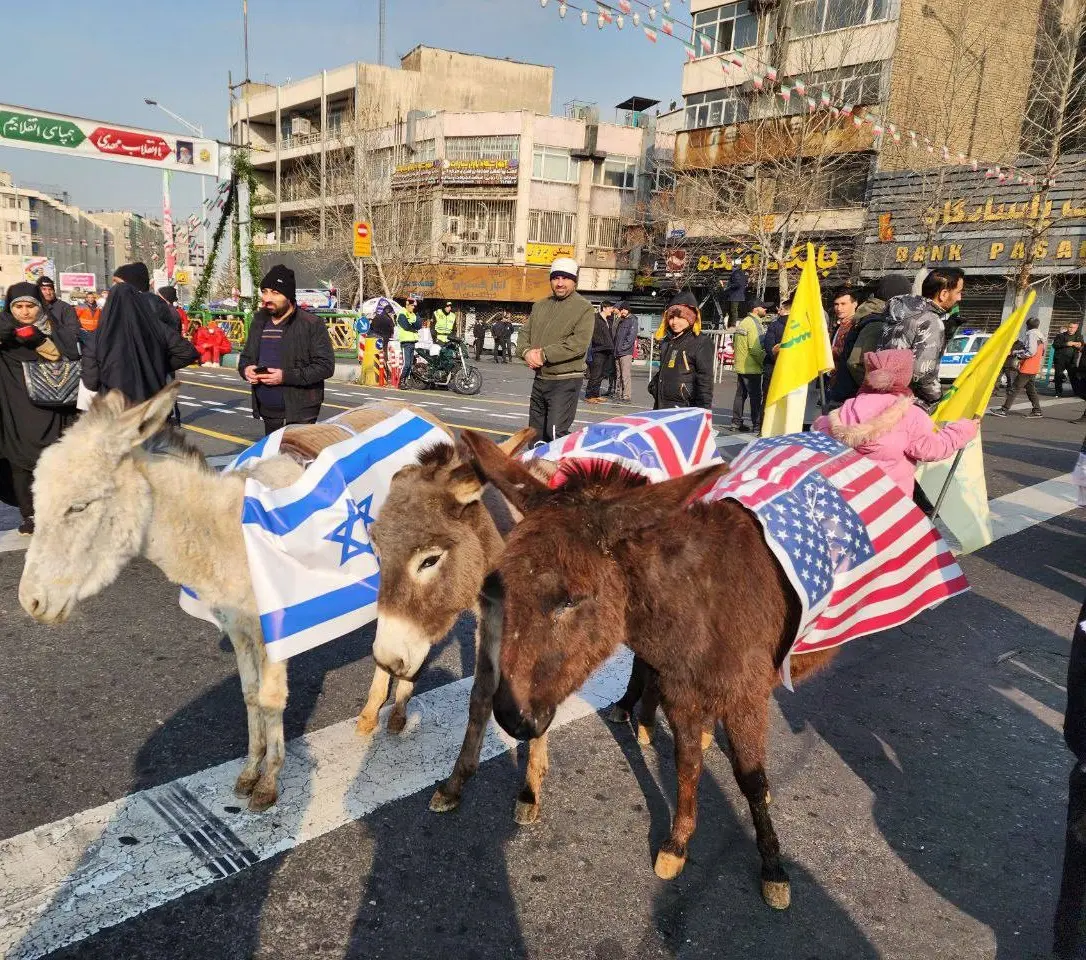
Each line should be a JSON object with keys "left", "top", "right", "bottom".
{"left": 493, "top": 677, "right": 554, "bottom": 740}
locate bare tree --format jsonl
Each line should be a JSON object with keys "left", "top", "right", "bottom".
{"left": 666, "top": 5, "right": 887, "bottom": 300}
{"left": 287, "top": 92, "right": 435, "bottom": 304}
{"left": 1007, "top": 0, "right": 1086, "bottom": 301}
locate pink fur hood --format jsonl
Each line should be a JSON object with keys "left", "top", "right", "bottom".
{"left": 813, "top": 393, "right": 978, "bottom": 495}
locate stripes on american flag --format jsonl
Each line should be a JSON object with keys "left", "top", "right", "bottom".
{"left": 525, "top": 408, "right": 721, "bottom": 483}
{"left": 706, "top": 432, "right": 968, "bottom": 683}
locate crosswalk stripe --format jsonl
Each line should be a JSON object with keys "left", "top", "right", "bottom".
{"left": 0, "top": 652, "right": 633, "bottom": 960}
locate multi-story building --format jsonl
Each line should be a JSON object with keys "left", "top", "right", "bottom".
{"left": 230, "top": 47, "right": 674, "bottom": 315}
{"left": 0, "top": 172, "right": 115, "bottom": 293}
{"left": 90, "top": 211, "right": 165, "bottom": 277}
{"left": 0, "top": 172, "right": 33, "bottom": 290}
{"left": 663, "top": 0, "right": 1054, "bottom": 325}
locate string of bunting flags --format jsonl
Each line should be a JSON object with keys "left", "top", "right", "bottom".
{"left": 533, "top": 0, "right": 1040, "bottom": 187}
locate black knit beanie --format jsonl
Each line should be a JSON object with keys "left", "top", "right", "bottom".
{"left": 259, "top": 264, "right": 296, "bottom": 303}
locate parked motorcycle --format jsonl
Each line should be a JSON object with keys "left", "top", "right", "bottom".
{"left": 402, "top": 337, "right": 483, "bottom": 395}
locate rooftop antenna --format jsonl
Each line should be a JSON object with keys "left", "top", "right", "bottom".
{"left": 378, "top": 0, "right": 386, "bottom": 65}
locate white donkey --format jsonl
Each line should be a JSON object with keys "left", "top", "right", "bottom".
{"left": 18, "top": 382, "right": 446, "bottom": 811}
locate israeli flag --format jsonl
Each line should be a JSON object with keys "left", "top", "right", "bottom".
{"left": 180, "top": 409, "right": 449, "bottom": 662}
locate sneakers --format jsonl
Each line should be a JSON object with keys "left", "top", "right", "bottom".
{"left": 988, "top": 408, "right": 1008, "bottom": 417}
{"left": 17, "top": 517, "right": 34, "bottom": 536}
{"left": 1025, "top": 411, "right": 1044, "bottom": 419}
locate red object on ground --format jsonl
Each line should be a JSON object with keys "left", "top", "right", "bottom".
{"left": 194, "top": 325, "right": 231, "bottom": 365}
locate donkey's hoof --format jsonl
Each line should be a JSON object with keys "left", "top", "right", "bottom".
{"left": 653, "top": 849, "right": 686, "bottom": 880}
{"left": 355, "top": 711, "right": 379, "bottom": 736}
{"left": 606, "top": 704, "right": 631, "bottom": 724}
{"left": 514, "top": 800, "right": 541, "bottom": 825}
{"left": 429, "top": 788, "right": 461, "bottom": 814}
{"left": 387, "top": 709, "right": 408, "bottom": 735}
{"left": 761, "top": 879, "right": 791, "bottom": 910}
{"left": 700, "top": 730, "right": 714, "bottom": 752}
{"left": 636, "top": 723, "right": 655, "bottom": 746}
{"left": 234, "top": 770, "right": 259, "bottom": 798}
{"left": 248, "top": 783, "right": 278, "bottom": 813}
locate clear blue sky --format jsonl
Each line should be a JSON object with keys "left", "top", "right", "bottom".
{"left": 0, "top": 0, "right": 683, "bottom": 221}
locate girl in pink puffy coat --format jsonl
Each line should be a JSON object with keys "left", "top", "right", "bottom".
{"left": 813, "top": 348, "right": 978, "bottom": 496}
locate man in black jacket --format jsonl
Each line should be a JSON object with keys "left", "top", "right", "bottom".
{"left": 649, "top": 291, "right": 714, "bottom": 410}
{"left": 1054, "top": 323, "right": 1083, "bottom": 398}
{"left": 239, "top": 265, "right": 335, "bottom": 435}
{"left": 585, "top": 301, "right": 615, "bottom": 403}
{"left": 36, "top": 276, "right": 81, "bottom": 350}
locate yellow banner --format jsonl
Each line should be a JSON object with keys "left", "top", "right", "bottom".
{"left": 761, "top": 243, "right": 834, "bottom": 436}
{"left": 931, "top": 290, "right": 1035, "bottom": 423}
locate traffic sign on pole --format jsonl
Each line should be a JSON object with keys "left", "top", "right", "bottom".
{"left": 353, "top": 220, "right": 372, "bottom": 258}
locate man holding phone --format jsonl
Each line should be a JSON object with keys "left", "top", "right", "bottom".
{"left": 239, "top": 265, "right": 335, "bottom": 435}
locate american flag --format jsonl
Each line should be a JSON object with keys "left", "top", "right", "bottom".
{"left": 524, "top": 408, "right": 721, "bottom": 483}
{"left": 706, "top": 432, "right": 968, "bottom": 685}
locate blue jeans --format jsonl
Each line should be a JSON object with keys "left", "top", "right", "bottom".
{"left": 399, "top": 342, "right": 415, "bottom": 386}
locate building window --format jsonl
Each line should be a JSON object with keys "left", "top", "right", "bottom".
{"left": 532, "top": 146, "right": 581, "bottom": 183}
{"left": 411, "top": 139, "right": 436, "bottom": 163}
{"left": 283, "top": 222, "right": 301, "bottom": 245}
{"left": 528, "top": 209, "right": 576, "bottom": 245}
{"left": 692, "top": 2, "right": 759, "bottom": 54}
{"left": 684, "top": 89, "right": 750, "bottom": 129}
{"left": 792, "top": 0, "right": 889, "bottom": 37}
{"left": 593, "top": 156, "right": 638, "bottom": 189}
{"left": 441, "top": 198, "right": 516, "bottom": 260}
{"left": 446, "top": 135, "right": 520, "bottom": 162}
{"left": 653, "top": 165, "right": 676, "bottom": 192}
{"left": 775, "top": 62, "right": 885, "bottom": 116}
{"left": 588, "top": 216, "right": 622, "bottom": 249}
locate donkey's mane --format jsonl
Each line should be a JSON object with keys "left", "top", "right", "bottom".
{"left": 550, "top": 458, "right": 650, "bottom": 495}
{"left": 417, "top": 440, "right": 457, "bottom": 470}
{"left": 140, "top": 426, "right": 213, "bottom": 474}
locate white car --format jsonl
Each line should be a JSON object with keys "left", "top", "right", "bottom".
{"left": 939, "top": 331, "right": 991, "bottom": 382}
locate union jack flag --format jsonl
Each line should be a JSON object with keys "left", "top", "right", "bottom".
{"left": 524, "top": 408, "right": 721, "bottom": 483}
{"left": 706, "top": 432, "right": 968, "bottom": 685}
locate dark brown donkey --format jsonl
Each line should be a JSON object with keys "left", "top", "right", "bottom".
{"left": 460, "top": 430, "right": 838, "bottom": 910}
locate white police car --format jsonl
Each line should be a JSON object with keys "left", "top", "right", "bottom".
{"left": 939, "top": 330, "right": 991, "bottom": 382}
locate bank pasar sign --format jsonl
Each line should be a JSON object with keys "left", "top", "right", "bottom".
{"left": 0, "top": 103, "right": 219, "bottom": 175}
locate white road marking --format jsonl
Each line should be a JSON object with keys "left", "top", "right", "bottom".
{"left": 0, "top": 652, "right": 633, "bottom": 960}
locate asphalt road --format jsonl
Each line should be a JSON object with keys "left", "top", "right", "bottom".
{"left": 0, "top": 359, "right": 1083, "bottom": 959}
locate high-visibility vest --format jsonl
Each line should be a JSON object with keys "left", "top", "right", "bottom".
{"left": 433, "top": 309, "right": 456, "bottom": 341}
{"left": 396, "top": 309, "right": 419, "bottom": 343}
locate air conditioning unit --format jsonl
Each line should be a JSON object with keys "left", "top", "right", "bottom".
{"left": 290, "top": 117, "right": 312, "bottom": 136}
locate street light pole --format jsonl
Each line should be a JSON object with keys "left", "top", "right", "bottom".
{"left": 144, "top": 99, "right": 210, "bottom": 283}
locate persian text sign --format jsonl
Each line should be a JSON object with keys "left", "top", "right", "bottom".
{"left": 0, "top": 103, "right": 219, "bottom": 175}
{"left": 525, "top": 242, "right": 575, "bottom": 265}
{"left": 59, "top": 272, "right": 96, "bottom": 291}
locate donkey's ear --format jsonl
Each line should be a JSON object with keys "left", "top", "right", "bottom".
{"left": 114, "top": 381, "right": 182, "bottom": 449}
{"left": 446, "top": 461, "right": 485, "bottom": 506}
{"left": 498, "top": 427, "right": 537, "bottom": 457}
{"left": 460, "top": 429, "right": 551, "bottom": 514}
{"left": 602, "top": 462, "right": 729, "bottom": 544}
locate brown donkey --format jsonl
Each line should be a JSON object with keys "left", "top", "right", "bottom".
{"left": 367, "top": 432, "right": 560, "bottom": 823}
{"left": 460, "top": 430, "right": 838, "bottom": 910}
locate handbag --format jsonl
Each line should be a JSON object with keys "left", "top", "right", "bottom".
{"left": 22, "top": 358, "right": 82, "bottom": 408}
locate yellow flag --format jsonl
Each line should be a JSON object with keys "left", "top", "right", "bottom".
{"left": 930, "top": 290, "right": 1036, "bottom": 423}
{"left": 761, "top": 243, "right": 834, "bottom": 436}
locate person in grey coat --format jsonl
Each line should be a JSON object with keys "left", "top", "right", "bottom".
{"left": 36, "top": 277, "right": 80, "bottom": 351}
{"left": 877, "top": 267, "right": 965, "bottom": 408}
{"left": 611, "top": 302, "right": 638, "bottom": 403}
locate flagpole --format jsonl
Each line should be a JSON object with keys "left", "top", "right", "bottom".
{"left": 930, "top": 447, "right": 965, "bottom": 520}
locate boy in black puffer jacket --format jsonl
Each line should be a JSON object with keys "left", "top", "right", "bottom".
{"left": 648, "top": 291, "right": 714, "bottom": 410}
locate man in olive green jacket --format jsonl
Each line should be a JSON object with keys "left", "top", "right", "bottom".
{"left": 731, "top": 302, "right": 768, "bottom": 431}
{"left": 519, "top": 257, "right": 595, "bottom": 441}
